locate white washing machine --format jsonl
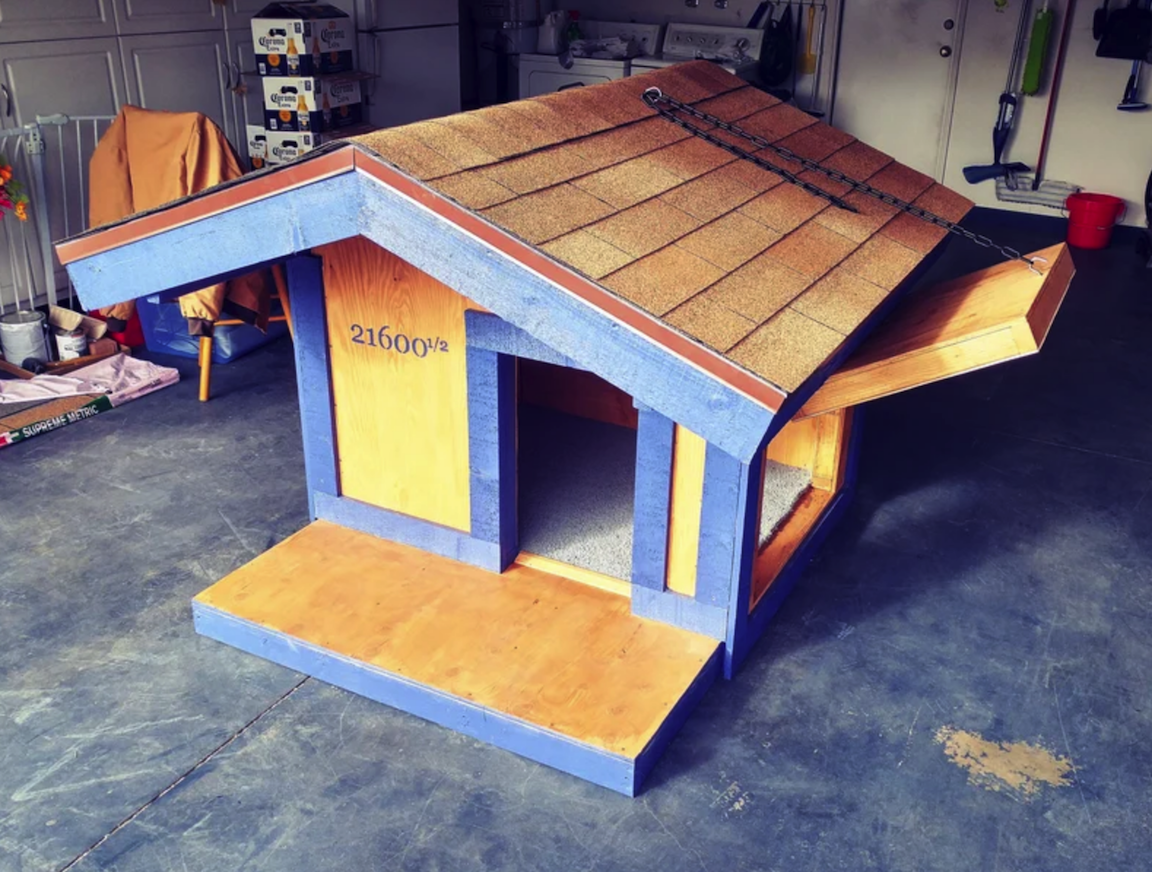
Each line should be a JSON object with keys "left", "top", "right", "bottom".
{"left": 517, "top": 54, "right": 629, "bottom": 98}
{"left": 517, "top": 21, "right": 664, "bottom": 98}
{"left": 630, "top": 22, "right": 763, "bottom": 81}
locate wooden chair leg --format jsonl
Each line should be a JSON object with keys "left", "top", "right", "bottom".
{"left": 198, "top": 335, "right": 213, "bottom": 402}
{"left": 278, "top": 289, "right": 294, "bottom": 340}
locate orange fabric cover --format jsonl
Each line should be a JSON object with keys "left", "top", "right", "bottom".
{"left": 89, "top": 105, "right": 269, "bottom": 330}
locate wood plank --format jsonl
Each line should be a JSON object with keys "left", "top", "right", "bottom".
{"left": 765, "top": 407, "right": 852, "bottom": 491}
{"left": 665, "top": 425, "right": 707, "bottom": 597}
{"left": 195, "top": 520, "right": 719, "bottom": 761}
{"left": 798, "top": 244, "right": 1074, "bottom": 418}
{"left": 321, "top": 238, "right": 476, "bottom": 531}
{"left": 752, "top": 407, "right": 853, "bottom": 609}
{"left": 519, "top": 359, "right": 638, "bottom": 429}
{"left": 515, "top": 551, "right": 631, "bottom": 598}
{"left": 750, "top": 487, "right": 835, "bottom": 609}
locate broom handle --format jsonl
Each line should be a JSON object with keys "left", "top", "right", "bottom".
{"left": 1033, "top": 0, "right": 1076, "bottom": 188}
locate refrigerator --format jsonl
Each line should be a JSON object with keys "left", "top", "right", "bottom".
{"left": 359, "top": 0, "right": 462, "bottom": 128}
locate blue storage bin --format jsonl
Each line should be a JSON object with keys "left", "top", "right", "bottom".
{"left": 137, "top": 295, "right": 289, "bottom": 364}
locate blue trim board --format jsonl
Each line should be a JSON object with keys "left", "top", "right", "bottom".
{"left": 465, "top": 347, "right": 518, "bottom": 569}
{"left": 192, "top": 602, "right": 642, "bottom": 795}
{"left": 315, "top": 493, "right": 504, "bottom": 572}
{"left": 631, "top": 643, "right": 722, "bottom": 792}
{"left": 65, "top": 171, "right": 362, "bottom": 312}
{"left": 285, "top": 255, "right": 338, "bottom": 519}
{"left": 357, "top": 176, "right": 774, "bottom": 462}
{"left": 465, "top": 311, "right": 580, "bottom": 369}
{"left": 695, "top": 445, "right": 763, "bottom": 611}
{"left": 725, "top": 410, "right": 866, "bottom": 678}
{"left": 630, "top": 407, "right": 675, "bottom": 593}
{"left": 630, "top": 586, "right": 728, "bottom": 640}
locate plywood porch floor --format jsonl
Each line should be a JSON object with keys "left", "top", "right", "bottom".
{"left": 193, "top": 521, "right": 719, "bottom": 770}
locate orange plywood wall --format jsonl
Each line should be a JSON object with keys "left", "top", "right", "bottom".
{"left": 320, "top": 237, "right": 476, "bottom": 531}
{"left": 665, "top": 425, "right": 707, "bottom": 597}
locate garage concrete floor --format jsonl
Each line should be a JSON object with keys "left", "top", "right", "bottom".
{"left": 3, "top": 212, "right": 1152, "bottom": 871}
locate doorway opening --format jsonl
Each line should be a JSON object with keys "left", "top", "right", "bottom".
{"left": 515, "top": 359, "right": 638, "bottom": 587}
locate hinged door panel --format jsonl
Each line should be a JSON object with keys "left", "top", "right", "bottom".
{"left": 800, "top": 243, "right": 1074, "bottom": 418}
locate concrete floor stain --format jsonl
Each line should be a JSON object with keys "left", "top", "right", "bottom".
{"left": 935, "top": 726, "right": 1073, "bottom": 797}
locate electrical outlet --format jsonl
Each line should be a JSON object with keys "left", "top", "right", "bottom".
{"left": 715, "top": 0, "right": 728, "bottom": 7}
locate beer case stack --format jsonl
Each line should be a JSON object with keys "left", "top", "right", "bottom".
{"left": 246, "top": 2, "right": 365, "bottom": 170}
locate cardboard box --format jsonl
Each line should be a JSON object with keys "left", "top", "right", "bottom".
{"left": 251, "top": 126, "right": 324, "bottom": 167}
{"left": 247, "top": 124, "right": 270, "bottom": 170}
{"left": 263, "top": 75, "right": 363, "bottom": 132}
{"left": 251, "top": 3, "right": 354, "bottom": 77}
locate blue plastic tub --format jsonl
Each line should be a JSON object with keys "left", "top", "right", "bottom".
{"left": 136, "top": 295, "right": 289, "bottom": 364}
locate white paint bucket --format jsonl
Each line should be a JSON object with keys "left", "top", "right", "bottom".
{"left": 0, "top": 310, "right": 49, "bottom": 366}
{"left": 54, "top": 326, "right": 88, "bottom": 361}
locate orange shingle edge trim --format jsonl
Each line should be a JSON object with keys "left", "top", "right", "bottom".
{"left": 56, "top": 149, "right": 358, "bottom": 265}
{"left": 352, "top": 151, "right": 787, "bottom": 414}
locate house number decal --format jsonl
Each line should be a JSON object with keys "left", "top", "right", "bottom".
{"left": 349, "top": 324, "right": 449, "bottom": 358}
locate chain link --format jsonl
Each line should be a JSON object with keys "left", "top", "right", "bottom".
{"left": 642, "top": 88, "right": 1044, "bottom": 272}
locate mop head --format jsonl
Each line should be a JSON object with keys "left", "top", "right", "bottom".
{"left": 996, "top": 174, "right": 1080, "bottom": 209}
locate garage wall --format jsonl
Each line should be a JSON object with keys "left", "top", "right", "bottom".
{"left": 943, "top": 2, "right": 1150, "bottom": 224}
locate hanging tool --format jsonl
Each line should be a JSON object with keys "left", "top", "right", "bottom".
{"left": 748, "top": 1, "right": 771, "bottom": 28}
{"left": 1033, "top": 0, "right": 1075, "bottom": 188}
{"left": 799, "top": 4, "right": 818, "bottom": 75}
{"left": 1118, "top": 59, "right": 1150, "bottom": 110}
{"left": 759, "top": 3, "right": 794, "bottom": 89}
{"left": 1093, "top": 0, "right": 1109, "bottom": 37}
{"left": 996, "top": 0, "right": 1082, "bottom": 208}
{"left": 1096, "top": 0, "right": 1152, "bottom": 58}
{"left": 963, "top": 0, "right": 1034, "bottom": 184}
{"left": 1022, "top": 0, "right": 1055, "bottom": 94}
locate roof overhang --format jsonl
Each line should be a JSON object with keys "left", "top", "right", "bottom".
{"left": 57, "top": 146, "right": 782, "bottom": 461}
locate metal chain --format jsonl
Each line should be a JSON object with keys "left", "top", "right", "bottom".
{"left": 642, "top": 88, "right": 1044, "bottom": 273}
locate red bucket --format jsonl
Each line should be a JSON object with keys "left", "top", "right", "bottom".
{"left": 1065, "top": 192, "right": 1126, "bottom": 249}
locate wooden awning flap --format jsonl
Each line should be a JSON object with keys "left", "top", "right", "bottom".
{"left": 799, "top": 243, "right": 1074, "bottom": 418}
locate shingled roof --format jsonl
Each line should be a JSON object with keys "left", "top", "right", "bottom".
{"left": 347, "top": 61, "right": 973, "bottom": 393}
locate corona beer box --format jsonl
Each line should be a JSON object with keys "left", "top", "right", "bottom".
{"left": 246, "top": 124, "right": 269, "bottom": 170}
{"left": 251, "top": 2, "right": 353, "bottom": 77}
{"left": 56, "top": 63, "right": 1074, "bottom": 796}
{"left": 263, "top": 74, "right": 363, "bottom": 132}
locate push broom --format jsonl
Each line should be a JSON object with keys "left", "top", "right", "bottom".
{"left": 995, "top": 0, "right": 1082, "bottom": 208}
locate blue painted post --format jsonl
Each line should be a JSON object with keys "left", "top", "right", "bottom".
{"left": 466, "top": 346, "right": 518, "bottom": 570}
{"left": 695, "top": 443, "right": 763, "bottom": 673}
{"left": 630, "top": 405, "right": 675, "bottom": 592}
{"left": 286, "top": 254, "right": 338, "bottom": 518}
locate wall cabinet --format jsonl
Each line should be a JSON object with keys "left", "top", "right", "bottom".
{"left": 121, "top": 30, "right": 233, "bottom": 139}
{"left": 111, "top": 0, "right": 224, "bottom": 36}
{"left": 0, "top": 37, "right": 127, "bottom": 310}
{"left": 0, "top": 0, "right": 118, "bottom": 44}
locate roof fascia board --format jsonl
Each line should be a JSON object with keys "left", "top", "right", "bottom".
{"left": 62, "top": 172, "right": 362, "bottom": 313}
{"left": 356, "top": 168, "right": 775, "bottom": 462}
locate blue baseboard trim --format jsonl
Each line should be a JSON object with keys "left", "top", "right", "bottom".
{"left": 315, "top": 492, "right": 503, "bottom": 572}
{"left": 192, "top": 602, "right": 641, "bottom": 795}
{"left": 631, "top": 586, "right": 728, "bottom": 640}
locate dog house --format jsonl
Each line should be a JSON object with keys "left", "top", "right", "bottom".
{"left": 56, "top": 62, "right": 1074, "bottom": 795}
